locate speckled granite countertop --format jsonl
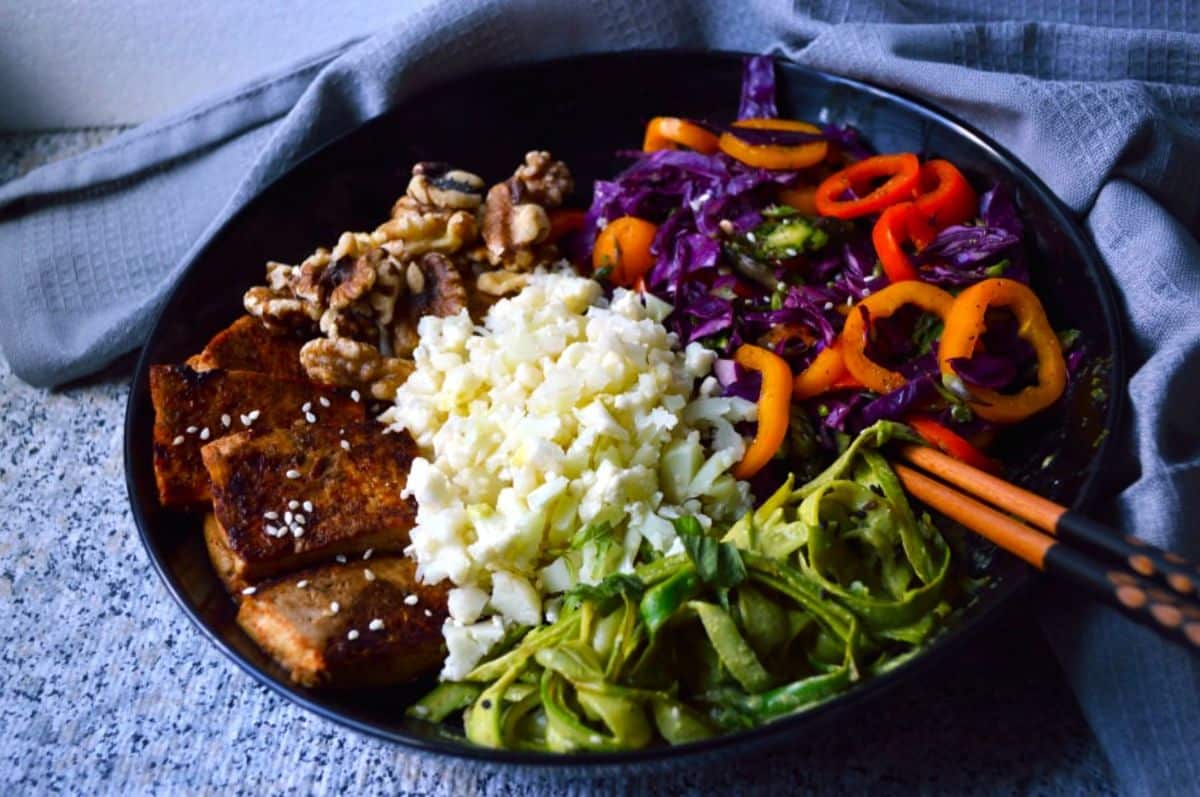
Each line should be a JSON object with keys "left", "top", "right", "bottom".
{"left": 0, "top": 132, "right": 1118, "bottom": 795}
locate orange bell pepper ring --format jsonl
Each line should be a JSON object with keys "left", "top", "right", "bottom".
{"left": 841, "top": 281, "right": 955, "bottom": 394}
{"left": 814, "top": 153, "right": 921, "bottom": 219}
{"left": 906, "top": 415, "right": 1000, "bottom": 473}
{"left": 592, "top": 216, "right": 658, "bottom": 287}
{"left": 731, "top": 344, "right": 793, "bottom": 480}
{"left": 643, "top": 117, "right": 720, "bottom": 154}
{"left": 718, "top": 119, "right": 828, "bottom": 170}
{"left": 792, "top": 340, "right": 847, "bottom": 400}
{"left": 913, "top": 159, "right": 978, "bottom": 230}
{"left": 872, "top": 202, "right": 938, "bottom": 283}
{"left": 938, "top": 278, "right": 1067, "bottom": 424}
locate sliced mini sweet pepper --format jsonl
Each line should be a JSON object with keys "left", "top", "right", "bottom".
{"left": 592, "top": 216, "right": 658, "bottom": 287}
{"left": 841, "top": 281, "right": 955, "bottom": 394}
{"left": 912, "top": 159, "right": 978, "bottom": 230}
{"left": 793, "top": 340, "right": 847, "bottom": 400}
{"left": 718, "top": 119, "right": 828, "bottom": 170}
{"left": 906, "top": 415, "right": 1000, "bottom": 473}
{"left": 871, "top": 202, "right": 938, "bottom": 283}
{"left": 643, "top": 117, "right": 720, "bottom": 154}
{"left": 814, "top": 153, "right": 920, "bottom": 219}
{"left": 732, "top": 344, "right": 793, "bottom": 480}
{"left": 938, "top": 278, "right": 1067, "bottom": 423}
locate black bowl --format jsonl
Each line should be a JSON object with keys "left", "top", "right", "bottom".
{"left": 124, "top": 51, "right": 1125, "bottom": 769}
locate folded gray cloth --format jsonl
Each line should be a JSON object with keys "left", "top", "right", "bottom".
{"left": 2, "top": 1, "right": 1197, "bottom": 793}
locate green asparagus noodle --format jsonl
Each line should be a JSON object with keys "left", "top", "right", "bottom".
{"left": 688, "top": 600, "right": 774, "bottom": 693}
{"left": 650, "top": 698, "right": 716, "bottom": 744}
{"left": 735, "top": 582, "right": 790, "bottom": 658}
{"left": 792, "top": 420, "right": 920, "bottom": 500}
{"left": 407, "top": 682, "right": 483, "bottom": 723}
{"left": 540, "top": 670, "right": 635, "bottom": 753}
{"left": 639, "top": 565, "right": 700, "bottom": 636}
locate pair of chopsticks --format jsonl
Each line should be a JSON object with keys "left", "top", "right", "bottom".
{"left": 892, "top": 444, "right": 1200, "bottom": 651}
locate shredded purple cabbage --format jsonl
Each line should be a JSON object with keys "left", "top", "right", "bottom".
{"left": 918, "top": 185, "right": 1028, "bottom": 286}
{"left": 737, "top": 55, "right": 778, "bottom": 120}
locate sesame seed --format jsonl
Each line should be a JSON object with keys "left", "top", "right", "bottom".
{"left": 264, "top": 511, "right": 278, "bottom": 520}
{"left": 340, "top": 439, "right": 351, "bottom": 451}
{"left": 304, "top": 412, "right": 317, "bottom": 424}
{"left": 172, "top": 435, "right": 185, "bottom": 446}
{"left": 248, "top": 409, "right": 261, "bottom": 421}
{"left": 241, "top": 586, "right": 256, "bottom": 595}
{"left": 295, "top": 514, "right": 306, "bottom": 525}
{"left": 240, "top": 414, "right": 252, "bottom": 427}
{"left": 363, "top": 568, "right": 376, "bottom": 582}
{"left": 347, "top": 629, "right": 359, "bottom": 640}
{"left": 336, "top": 555, "right": 347, "bottom": 564}
{"left": 302, "top": 500, "right": 314, "bottom": 513}
{"left": 283, "top": 511, "right": 293, "bottom": 524}
{"left": 350, "top": 390, "right": 361, "bottom": 403}
{"left": 862, "top": 288, "right": 872, "bottom": 296}
{"left": 296, "top": 579, "right": 309, "bottom": 588}
{"left": 221, "top": 413, "right": 232, "bottom": 428}
{"left": 423, "top": 609, "right": 432, "bottom": 617}
{"left": 292, "top": 527, "right": 304, "bottom": 538}
{"left": 746, "top": 232, "right": 756, "bottom": 243}
{"left": 369, "top": 619, "right": 384, "bottom": 631}
{"left": 329, "top": 601, "right": 340, "bottom": 614}
{"left": 264, "top": 524, "right": 278, "bottom": 536}
{"left": 288, "top": 500, "right": 300, "bottom": 510}
{"left": 718, "top": 219, "right": 734, "bottom": 234}
{"left": 823, "top": 301, "right": 834, "bottom": 310}
{"left": 285, "top": 469, "right": 301, "bottom": 479}
{"left": 362, "top": 548, "right": 374, "bottom": 560}
{"left": 186, "top": 425, "right": 198, "bottom": 434}
{"left": 319, "top": 397, "right": 331, "bottom": 408}
{"left": 199, "top": 427, "right": 211, "bottom": 441}
{"left": 301, "top": 402, "right": 312, "bottom": 413}
{"left": 403, "top": 594, "right": 419, "bottom": 606}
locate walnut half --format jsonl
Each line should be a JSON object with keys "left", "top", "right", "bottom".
{"left": 300, "top": 337, "right": 414, "bottom": 401}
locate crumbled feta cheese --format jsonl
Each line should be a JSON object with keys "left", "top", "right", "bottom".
{"left": 447, "top": 585, "right": 489, "bottom": 625}
{"left": 441, "top": 619, "right": 506, "bottom": 680}
{"left": 490, "top": 571, "right": 542, "bottom": 626}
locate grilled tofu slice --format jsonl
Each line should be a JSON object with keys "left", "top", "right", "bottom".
{"left": 237, "top": 555, "right": 449, "bottom": 687}
{"left": 150, "top": 365, "right": 364, "bottom": 507}
{"left": 186, "top": 315, "right": 307, "bottom": 379}
{"left": 201, "top": 423, "right": 417, "bottom": 590}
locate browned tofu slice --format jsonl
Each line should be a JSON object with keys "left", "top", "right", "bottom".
{"left": 201, "top": 423, "right": 417, "bottom": 589}
{"left": 237, "top": 555, "right": 449, "bottom": 687}
{"left": 186, "top": 315, "right": 307, "bottom": 379}
{"left": 150, "top": 365, "right": 364, "bottom": 508}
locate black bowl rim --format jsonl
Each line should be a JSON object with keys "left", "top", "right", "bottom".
{"left": 124, "top": 48, "right": 1126, "bottom": 769}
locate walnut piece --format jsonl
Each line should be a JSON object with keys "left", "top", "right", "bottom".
{"left": 475, "top": 269, "right": 530, "bottom": 297}
{"left": 300, "top": 337, "right": 414, "bottom": 400}
{"left": 480, "top": 151, "right": 572, "bottom": 271}
{"left": 407, "top": 162, "right": 486, "bottom": 210}
{"left": 511, "top": 150, "right": 573, "bottom": 207}
{"left": 391, "top": 252, "right": 470, "bottom": 357}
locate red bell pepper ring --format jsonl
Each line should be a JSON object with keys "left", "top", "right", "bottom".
{"left": 872, "top": 202, "right": 938, "bottom": 283}
{"left": 913, "top": 160, "right": 978, "bottom": 230}
{"left": 906, "top": 415, "right": 1000, "bottom": 474}
{"left": 814, "top": 153, "right": 921, "bottom": 219}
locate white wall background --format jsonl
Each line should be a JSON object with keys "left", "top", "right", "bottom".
{"left": 0, "top": 1, "right": 421, "bottom": 130}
